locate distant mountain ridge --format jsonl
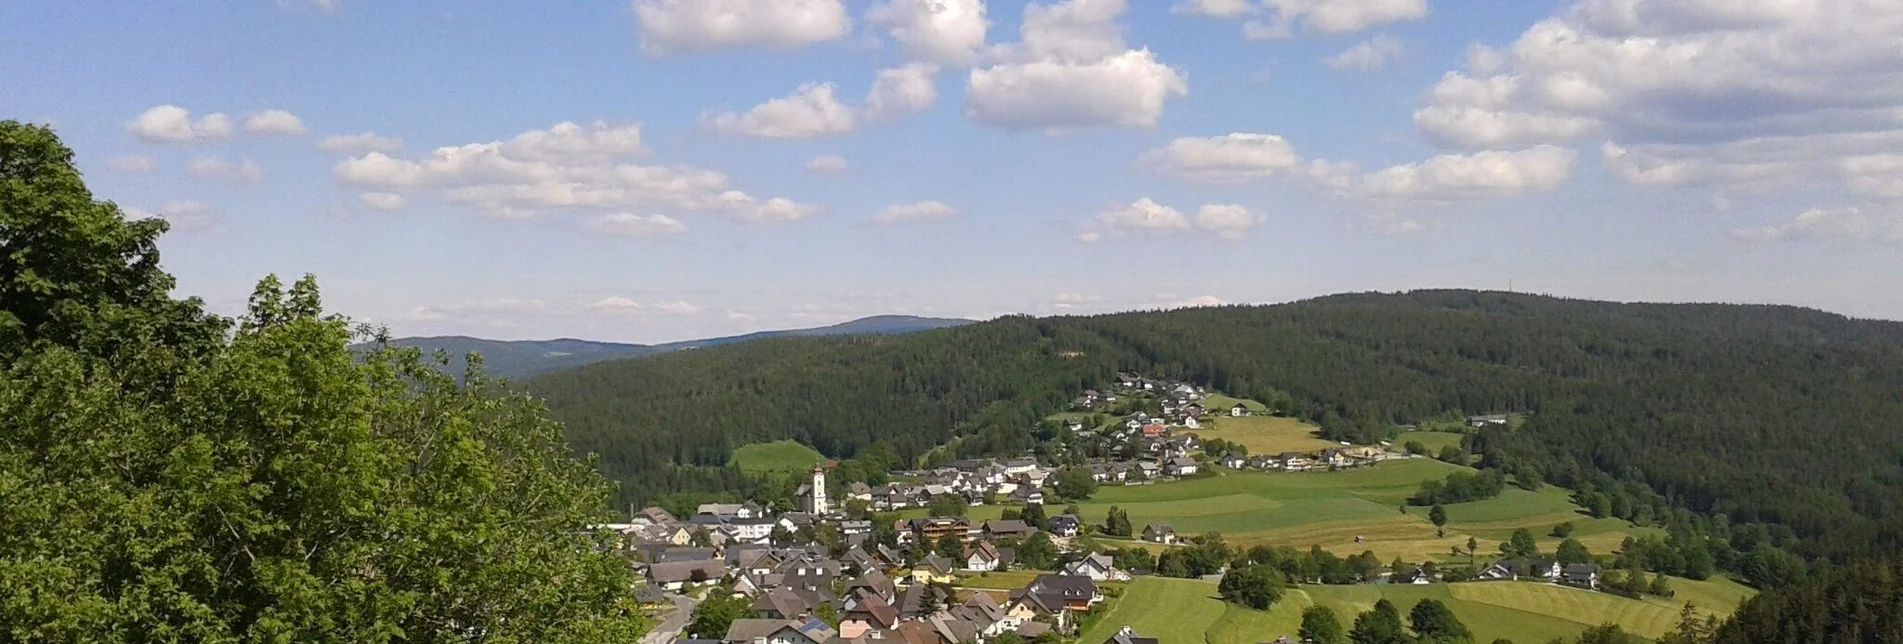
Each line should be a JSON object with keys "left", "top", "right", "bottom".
{"left": 381, "top": 315, "right": 973, "bottom": 380}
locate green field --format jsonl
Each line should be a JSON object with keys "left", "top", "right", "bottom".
{"left": 1198, "top": 416, "right": 1338, "bottom": 455}
{"left": 1399, "top": 431, "right": 1468, "bottom": 454}
{"left": 1200, "top": 394, "right": 1270, "bottom": 415}
{"left": 1081, "top": 576, "right": 1752, "bottom": 644}
{"left": 727, "top": 440, "right": 824, "bottom": 473}
{"left": 960, "top": 569, "right": 1048, "bottom": 590}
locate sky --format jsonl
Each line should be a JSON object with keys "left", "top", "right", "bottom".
{"left": 4, "top": 0, "right": 1902, "bottom": 343}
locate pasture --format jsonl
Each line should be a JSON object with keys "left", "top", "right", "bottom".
{"left": 1399, "top": 431, "right": 1468, "bottom": 454}
{"left": 1197, "top": 415, "right": 1338, "bottom": 455}
{"left": 727, "top": 440, "right": 824, "bottom": 473}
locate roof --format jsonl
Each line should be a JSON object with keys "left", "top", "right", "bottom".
{"left": 724, "top": 619, "right": 798, "bottom": 641}
{"left": 645, "top": 560, "right": 726, "bottom": 584}
{"left": 1103, "top": 627, "right": 1160, "bottom": 644}
{"left": 846, "top": 591, "right": 900, "bottom": 628}
{"left": 1049, "top": 515, "right": 1080, "bottom": 528}
{"left": 1143, "top": 523, "right": 1175, "bottom": 534}
{"left": 985, "top": 519, "right": 1034, "bottom": 534}
{"left": 1169, "top": 456, "right": 1197, "bottom": 467}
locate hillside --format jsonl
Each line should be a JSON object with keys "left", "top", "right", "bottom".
{"left": 385, "top": 314, "right": 971, "bottom": 379}
{"left": 527, "top": 290, "right": 1903, "bottom": 564}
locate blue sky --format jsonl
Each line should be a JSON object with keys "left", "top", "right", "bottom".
{"left": 5, "top": 0, "right": 1901, "bottom": 342}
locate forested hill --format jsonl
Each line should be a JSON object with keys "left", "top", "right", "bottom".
{"left": 528, "top": 290, "right": 1903, "bottom": 562}
{"left": 386, "top": 315, "right": 971, "bottom": 379}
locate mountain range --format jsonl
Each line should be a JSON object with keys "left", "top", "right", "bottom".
{"left": 383, "top": 315, "right": 973, "bottom": 380}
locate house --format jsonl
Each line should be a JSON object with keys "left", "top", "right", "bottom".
{"left": 965, "top": 541, "right": 1013, "bottom": 572}
{"left": 1048, "top": 514, "right": 1081, "bottom": 537}
{"left": 635, "top": 506, "right": 678, "bottom": 526}
{"left": 1062, "top": 552, "right": 1131, "bottom": 582}
{"left": 1140, "top": 423, "right": 1167, "bottom": 439}
{"left": 1165, "top": 456, "right": 1199, "bottom": 477}
{"left": 839, "top": 520, "right": 873, "bottom": 537}
{"left": 1399, "top": 567, "right": 1435, "bottom": 585}
{"left": 896, "top": 583, "right": 954, "bottom": 620}
{"left": 647, "top": 559, "right": 727, "bottom": 591}
{"left": 1177, "top": 415, "right": 1201, "bottom": 429}
{"left": 752, "top": 587, "right": 814, "bottom": 620}
{"left": 838, "top": 593, "right": 900, "bottom": 639}
{"left": 984, "top": 519, "right": 1038, "bottom": 541}
{"left": 1219, "top": 454, "right": 1247, "bottom": 469}
{"left": 845, "top": 482, "right": 874, "bottom": 502}
{"left": 1563, "top": 564, "right": 1601, "bottom": 589}
{"left": 1008, "top": 486, "right": 1046, "bottom": 506}
{"left": 723, "top": 617, "right": 835, "bottom": 644}
{"left": 1279, "top": 451, "right": 1314, "bottom": 472}
{"left": 1141, "top": 523, "right": 1178, "bottom": 545}
{"left": 1321, "top": 448, "right": 1352, "bottom": 469}
{"left": 1480, "top": 558, "right": 1562, "bottom": 582}
{"left": 1104, "top": 626, "right": 1162, "bottom": 644}
{"left": 908, "top": 555, "right": 959, "bottom": 585}
{"left": 1230, "top": 403, "right": 1251, "bottom": 417}
{"left": 1468, "top": 414, "right": 1511, "bottom": 428}
{"left": 846, "top": 570, "right": 897, "bottom": 603}
{"left": 1133, "top": 461, "right": 1162, "bottom": 480}
{"left": 1006, "top": 574, "right": 1101, "bottom": 633}
{"left": 905, "top": 517, "right": 971, "bottom": 546}
{"left": 1247, "top": 455, "right": 1279, "bottom": 470}
{"left": 1065, "top": 418, "right": 1086, "bottom": 433}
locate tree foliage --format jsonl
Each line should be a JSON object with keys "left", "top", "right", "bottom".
{"left": 0, "top": 123, "right": 645, "bottom": 641}
{"left": 1300, "top": 605, "right": 1347, "bottom": 644}
{"left": 1217, "top": 565, "right": 1283, "bottom": 610}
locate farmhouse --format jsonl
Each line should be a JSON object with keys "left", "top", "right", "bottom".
{"left": 723, "top": 617, "right": 835, "bottom": 644}
{"left": 1062, "top": 552, "right": 1132, "bottom": 581}
{"left": 1230, "top": 403, "right": 1251, "bottom": 417}
{"left": 1104, "top": 626, "right": 1162, "bottom": 644}
{"left": 1048, "top": 514, "right": 1081, "bottom": 537}
{"left": 1563, "top": 564, "right": 1602, "bottom": 589}
{"left": 965, "top": 540, "right": 1014, "bottom": 572}
{"left": 1468, "top": 414, "right": 1511, "bottom": 428}
{"left": 984, "top": 519, "right": 1038, "bottom": 541}
{"left": 1480, "top": 558, "right": 1562, "bottom": 582}
{"left": 1141, "top": 523, "right": 1178, "bottom": 545}
{"left": 1165, "top": 456, "right": 1200, "bottom": 477}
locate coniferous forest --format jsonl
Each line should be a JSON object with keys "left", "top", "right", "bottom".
{"left": 532, "top": 292, "right": 1903, "bottom": 572}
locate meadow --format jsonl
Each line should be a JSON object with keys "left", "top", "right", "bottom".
{"left": 727, "top": 440, "right": 825, "bottom": 473}
{"left": 1195, "top": 415, "right": 1340, "bottom": 455}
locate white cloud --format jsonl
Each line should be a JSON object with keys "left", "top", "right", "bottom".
{"left": 585, "top": 213, "right": 690, "bottom": 237}
{"left": 1323, "top": 35, "right": 1402, "bottom": 71}
{"left": 966, "top": 49, "right": 1187, "bottom": 130}
{"left": 1098, "top": 198, "right": 1190, "bottom": 230}
{"left": 318, "top": 132, "right": 404, "bottom": 155}
{"left": 126, "top": 201, "right": 218, "bottom": 232}
{"left": 1075, "top": 231, "right": 1102, "bottom": 243}
{"left": 276, "top": 0, "right": 342, "bottom": 13}
{"left": 1192, "top": 204, "right": 1263, "bottom": 240}
{"left": 997, "top": 0, "right": 1128, "bottom": 62}
{"left": 1140, "top": 133, "right": 1300, "bottom": 183}
{"left": 1845, "top": 155, "right": 1903, "bottom": 200}
{"left": 1171, "top": 0, "right": 1254, "bottom": 17}
{"left": 186, "top": 156, "right": 264, "bottom": 183}
{"left": 873, "top": 200, "right": 957, "bottom": 224}
{"left": 704, "top": 83, "right": 859, "bottom": 139}
{"left": 591, "top": 296, "right": 644, "bottom": 312}
{"left": 1411, "top": 0, "right": 1903, "bottom": 208}
{"left": 804, "top": 154, "right": 850, "bottom": 176}
{"left": 1730, "top": 206, "right": 1903, "bottom": 243}
{"left": 126, "top": 105, "right": 232, "bottom": 143}
{"left": 333, "top": 120, "right": 817, "bottom": 223}
{"left": 106, "top": 155, "right": 154, "bottom": 173}
{"left": 1361, "top": 145, "right": 1579, "bottom": 202}
{"left": 242, "top": 110, "right": 307, "bottom": 136}
{"left": 868, "top": 0, "right": 988, "bottom": 65}
{"left": 360, "top": 192, "right": 408, "bottom": 211}
{"left": 865, "top": 63, "right": 940, "bottom": 121}
{"left": 1245, "top": 0, "right": 1427, "bottom": 38}
{"left": 633, "top": 0, "right": 850, "bottom": 54}
{"left": 1167, "top": 295, "right": 1225, "bottom": 308}
{"left": 657, "top": 300, "right": 703, "bottom": 315}
{"left": 1052, "top": 292, "right": 1103, "bottom": 304}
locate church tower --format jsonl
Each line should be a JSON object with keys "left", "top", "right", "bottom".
{"left": 808, "top": 466, "right": 828, "bottom": 515}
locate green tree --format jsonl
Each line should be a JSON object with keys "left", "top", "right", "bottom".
{"left": 1017, "top": 532, "right": 1059, "bottom": 570}
{"left": 928, "top": 494, "right": 968, "bottom": 517}
{"left": 1217, "top": 565, "right": 1283, "bottom": 610}
{"left": 1409, "top": 599, "right": 1473, "bottom": 643}
{"left": 1348, "top": 599, "right": 1409, "bottom": 644}
{"left": 814, "top": 601, "right": 840, "bottom": 628}
{"left": 1300, "top": 605, "right": 1347, "bottom": 644}
{"left": 0, "top": 137, "right": 651, "bottom": 644}
{"left": 935, "top": 533, "right": 965, "bottom": 560}
{"left": 1556, "top": 538, "right": 1593, "bottom": 565}
{"left": 990, "top": 632, "right": 1025, "bottom": 644}
{"left": 1658, "top": 603, "right": 1717, "bottom": 644}
{"left": 1553, "top": 522, "right": 1576, "bottom": 538}
{"left": 1576, "top": 624, "right": 1644, "bottom": 644}
{"left": 1429, "top": 504, "right": 1448, "bottom": 538}
{"left": 1648, "top": 574, "right": 1674, "bottom": 598}
{"left": 1021, "top": 503, "right": 1049, "bottom": 529}
{"left": 687, "top": 591, "right": 750, "bottom": 639}
{"left": 1501, "top": 528, "right": 1539, "bottom": 558}
{"left": 1054, "top": 466, "right": 1098, "bottom": 500}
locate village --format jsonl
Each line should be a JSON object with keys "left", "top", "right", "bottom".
{"left": 604, "top": 374, "right": 1610, "bottom": 644}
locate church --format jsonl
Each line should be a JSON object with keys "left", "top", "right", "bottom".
{"left": 795, "top": 466, "right": 829, "bottom": 515}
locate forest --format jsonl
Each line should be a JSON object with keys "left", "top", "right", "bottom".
{"left": 530, "top": 290, "right": 1903, "bottom": 570}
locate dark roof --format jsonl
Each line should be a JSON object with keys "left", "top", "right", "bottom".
{"left": 645, "top": 560, "right": 725, "bottom": 584}
{"left": 1143, "top": 523, "right": 1175, "bottom": 534}
{"left": 1565, "top": 563, "right": 1602, "bottom": 575}
{"left": 985, "top": 519, "right": 1034, "bottom": 534}
{"left": 846, "top": 591, "right": 900, "bottom": 628}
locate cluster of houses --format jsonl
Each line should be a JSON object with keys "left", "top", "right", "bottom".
{"left": 865, "top": 457, "right": 1055, "bottom": 511}
{"left": 1478, "top": 557, "right": 1603, "bottom": 589}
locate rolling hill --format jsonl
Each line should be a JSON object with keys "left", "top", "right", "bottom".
{"left": 523, "top": 290, "right": 1903, "bottom": 566}
{"left": 383, "top": 315, "right": 971, "bottom": 380}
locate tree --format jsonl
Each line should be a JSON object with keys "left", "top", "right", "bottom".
{"left": 1021, "top": 503, "right": 1049, "bottom": 529}
{"left": 990, "top": 632, "right": 1026, "bottom": 644}
{"left": 1017, "top": 532, "right": 1059, "bottom": 571}
{"left": 1658, "top": 603, "right": 1718, "bottom": 644}
{"left": 1500, "top": 528, "right": 1539, "bottom": 558}
{"left": 1054, "top": 466, "right": 1098, "bottom": 500}
{"left": 1217, "top": 565, "right": 1283, "bottom": 610}
{"left": 1300, "top": 605, "right": 1347, "bottom": 644}
{"left": 814, "top": 601, "right": 840, "bottom": 628}
{"left": 1409, "top": 599, "right": 1472, "bottom": 643}
{"left": 1553, "top": 522, "right": 1576, "bottom": 538}
{"left": 1348, "top": 599, "right": 1408, "bottom": 644}
{"left": 935, "top": 533, "right": 965, "bottom": 560}
{"left": 1429, "top": 504, "right": 1448, "bottom": 537}
{"left": 928, "top": 494, "right": 967, "bottom": 518}
{"left": 1102, "top": 506, "right": 1133, "bottom": 537}
{"left": 1557, "top": 538, "right": 1593, "bottom": 565}
{"left": 1437, "top": 445, "right": 1468, "bottom": 464}
{"left": 0, "top": 133, "right": 650, "bottom": 644}
{"left": 1405, "top": 441, "right": 1428, "bottom": 455}
{"left": 1576, "top": 624, "right": 1644, "bottom": 644}
{"left": 771, "top": 525, "right": 796, "bottom": 545}
{"left": 686, "top": 592, "right": 750, "bottom": 639}
{"left": 1648, "top": 573, "right": 1674, "bottom": 598}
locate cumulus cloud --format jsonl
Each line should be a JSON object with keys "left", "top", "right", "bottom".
{"left": 1098, "top": 198, "right": 1190, "bottom": 231}
{"left": 873, "top": 200, "right": 957, "bottom": 224}
{"left": 1413, "top": 0, "right": 1903, "bottom": 206}
{"left": 186, "top": 156, "right": 264, "bottom": 183}
{"left": 590, "top": 296, "right": 644, "bottom": 311}
{"left": 1323, "top": 35, "right": 1402, "bottom": 71}
{"left": 1192, "top": 204, "right": 1263, "bottom": 240}
{"left": 965, "top": 0, "right": 1188, "bottom": 130}
{"left": 1730, "top": 206, "right": 1903, "bottom": 243}
{"left": 1166, "top": 295, "right": 1225, "bottom": 308}
{"left": 242, "top": 110, "right": 307, "bottom": 136}
{"left": 1361, "top": 145, "right": 1579, "bottom": 202}
{"left": 126, "top": 105, "right": 231, "bottom": 143}
{"left": 633, "top": 0, "right": 850, "bottom": 54}
{"left": 704, "top": 83, "right": 859, "bottom": 139}
{"left": 657, "top": 300, "right": 703, "bottom": 315}
{"left": 333, "top": 120, "right": 817, "bottom": 223}
{"left": 1244, "top": 0, "right": 1427, "bottom": 39}
{"left": 1845, "top": 155, "right": 1903, "bottom": 200}
{"left": 865, "top": 63, "right": 941, "bottom": 121}
{"left": 1140, "top": 133, "right": 1301, "bottom": 183}
{"left": 966, "top": 50, "right": 1186, "bottom": 129}
{"left": 804, "top": 154, "right": 850, "bottom": 176}
{"left": 1052, "top": 292, "right": 1104, "bottom": 306}
{"left": 318, "top": 132, "right": 404, "bottom": 155}
{"left": 1171, "top": 0, "right": 1254, "bottom": 17}
{"left": 126, "top": 201, "right": 219, "bottom": 232}
{"left": 106, "top": 155, "right": 154, "bottom": 173}
{"left": 360, "top": 192, "right": 408, "bottom": 211}
{"left": 584, "top": 213, "right": 690, "bottom": 237}
{"left": 868, "top": 0, "right": 988, "bottom": 65}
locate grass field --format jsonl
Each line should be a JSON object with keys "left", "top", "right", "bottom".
{"left": 1399, "top": 431, "right": 1468, "bottom": 454}
{"left": 727, "top": 440, "right": 824, "bottom": 473}
{"left": 1197, "top": 416, "right": 1338, "bottom": 455}
{"left": 1200, "top": 394, "right": 1270, "bottom": 415}
{"left": 959, "top": 569, "right": 1048, "bottom": 590}
{"left": 1081, "top": 576, "right": 1752, "bottom": 644}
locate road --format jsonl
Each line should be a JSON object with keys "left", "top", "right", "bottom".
{"left": 642, "top": 593, "right": 698, "bottom": 644}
